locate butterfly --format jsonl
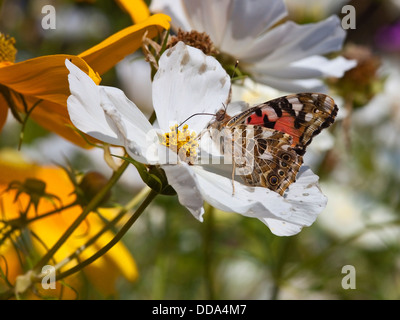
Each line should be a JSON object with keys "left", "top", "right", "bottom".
{"left": 205, "top": 93, "right": 338, "bottom": 196}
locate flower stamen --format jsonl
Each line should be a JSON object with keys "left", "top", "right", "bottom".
{"left": 161, "top": 124, "right": 199, "bottom": 164}
{"left": 0, "top": 33, "right": 17, "bottom": 63}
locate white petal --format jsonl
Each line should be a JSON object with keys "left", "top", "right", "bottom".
{"left": 66, "top": 59, "right": 121, "bottom": 145}
{"left": 66, "top": 59, "right": 155, "bottom": 163}
{"left": 182, "top": 0, "right": 232, "bottom": 47}
{"left": 230, "top": 78, "right": 283, "bottom": 104}
{"left": 162, "top": 163, "right": 205, "bottom": 221}
{"left": 99, "top": 86, "right": 153, "bottom": 141}
{"left": 259, "top": 167, "right": 328, "bottom": 236}
{"left": 240, "top": 16, "right": 346, "bottom": 65}
{"left": 150, "top": 0, "right": 192, "bottom": 31}
{"left": 218, "top": 0, "right": 287, "bottom": 55}
{"left": 248, "top": 56, "right": 356, "bottom": 92}
{"left": 152, "top": 42, "right": 231, "bottom": 133}
{"left": 192, "top": 165, "right": 326, "bottom": 236}
{"left": 193, "top": 164, "right": 290, "bottom": 216}
{"left": 249, "top": 75, "right": 328, "bottom": 93}
{"left": 291, "top": 55, "right": 357, "bottom": 78}
{"left": 115, "top": 54, "right": 154, "bottom": 116}
{"left": 98, "top": 87, "right": 154, "bottom": 164}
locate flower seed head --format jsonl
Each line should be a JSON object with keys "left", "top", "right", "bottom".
{"left": 168, "top": 29, "right": 219, "bottom": 56}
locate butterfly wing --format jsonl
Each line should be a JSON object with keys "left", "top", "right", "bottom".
{"left": 229, "top": 124, "right": 303, "bottom": 196}
{"left": 227, "top": 93, "right": 338, "bottom": 156}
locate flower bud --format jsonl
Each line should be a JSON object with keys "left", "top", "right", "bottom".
{"left": 24, "top": 178, "right": 46, "bottom": 195}
{"left": 329, "top": 44, "right": 383, "bottom": 107}
{"left": 78, "top": 171, "right": 111, "bottom": 206}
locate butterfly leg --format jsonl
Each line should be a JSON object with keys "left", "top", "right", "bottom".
{"left": 231, "top": 157, "right": 236, "bottom": 196}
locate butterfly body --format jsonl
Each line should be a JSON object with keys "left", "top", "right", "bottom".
{"left": 205, "top": 93, "right": 338, "bottom": 196}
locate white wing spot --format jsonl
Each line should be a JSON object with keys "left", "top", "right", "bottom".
{"left": 305, "top": 113, "right": 313, "bottom": 122}
{"left": 288, "top": 97, "right": 300, "bottom": 104}
{"left": 292, "top": 103, "right": 303, "bottom": 112}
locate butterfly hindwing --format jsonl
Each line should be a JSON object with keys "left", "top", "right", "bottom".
{"left": 228, "top": 124, "right": 303, "bottom": 196}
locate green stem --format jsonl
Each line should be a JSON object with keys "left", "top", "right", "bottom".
{"left": 203, "top": 203, "right": 216, "bottom": 300}
{"left": 0, "top": 201, "right": 77, "bottom": 227}
{"left": 18, "top": 98, "right": 43, "bottom": 150}
{"left": 49, "top": 187, "right": 151, "bottom": 274}
{"left": 270, "top": 237, "right": 292, "bottom": 300}
{"left": 0, "top": 226, "right": 15, "bottom": 247}
{"left": 0, "top": 288, "right": 14, "bottom": 300}
{"left": 0, "top": 203, "right": 77, "bottom": 249}
{"left": 55, "top": 188, "right": 158, "bottom": 281}
{"left": 32, "top": 160, "right": 129, "bottom": 273}
{"left": 25, "top": 202, "right": 78, "bottom": 224}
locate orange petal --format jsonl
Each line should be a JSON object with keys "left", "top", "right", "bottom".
{"left": 0, "top": 55, "right": 101, "bottom": 107}
{"left": 0, "top": 56, "right": 100, "bottom": 146}
{"left": 79, "top": 13, "right": 170, "bottom": 75}
{"left": 24, "top": 97, "right": 98, "bottom": 148}
{"left": 0, "top": 151, "right": 138, "bottom": 293}
{"left": 116, "top": 0, "right": 151, "bottom": 23}
{"left": 0, "top": 95, "right": 8, "bottom": 132}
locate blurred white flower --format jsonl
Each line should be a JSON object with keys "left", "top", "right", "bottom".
{"left": 218, "top": 257, "right": 269, "bottom": 299}
{"left": 231, "top": 78, "right": 283, "bottom": 105}
{"left": 317, "top": 183, "right": 400, "bottom": 249}
{"left": 66, "top": 42, "right": 328, "bottom": 236}
{"left": 388, "top": 0, "right": 400, "bottom": 11}
{"left": 353, "top": 58, "right": 400, "bottom": 177}
{"left": 150, "top": 0, "right": 356, "bottom": 92}
{"left": 354, "top": 59, "right": 400, "bottom": 127}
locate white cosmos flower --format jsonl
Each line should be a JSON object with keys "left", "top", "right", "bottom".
{"left": 66, "top": 42, "right": 327, "bottom": 236}
{"left": 150, "top": 0, "right": 356, "bottom": 92}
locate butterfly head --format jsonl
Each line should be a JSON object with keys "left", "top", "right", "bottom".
{"left": 207, "top": 103, "right": 232, "bottom": 132}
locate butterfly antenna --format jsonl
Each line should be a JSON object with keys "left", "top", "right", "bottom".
{"left": 177, "top": 112, "right": 217, "bottom": 130}
{"left": 231, "top": 60, "right": 239, "bottom": 79}
{"left": 221, "top": 102, "right": 228, "bottom": 117}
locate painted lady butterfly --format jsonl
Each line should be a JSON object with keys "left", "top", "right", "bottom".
{"left": 206, "top": 93, "right": 338, "bottom": 196}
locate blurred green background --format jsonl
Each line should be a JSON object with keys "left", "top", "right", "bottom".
{"left": 1, "top": 0, "right": 400, "bottom": 299}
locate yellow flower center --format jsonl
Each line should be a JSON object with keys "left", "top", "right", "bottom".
{"left": 0, "top": 33, "right": 17, "bottom": 63}
{"left": 161, "top": 124, "right": 199, "bottom": 164}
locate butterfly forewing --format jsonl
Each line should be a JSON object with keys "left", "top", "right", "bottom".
{"left": 227, "top": 93, "right": 338, "bottom": 155}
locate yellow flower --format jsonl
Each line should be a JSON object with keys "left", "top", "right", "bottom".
{"left": 0, "top": 13, "right": 170, "bottom": 147}
{"left": 0, "top": 149, "right": 138, "bottom": 298}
